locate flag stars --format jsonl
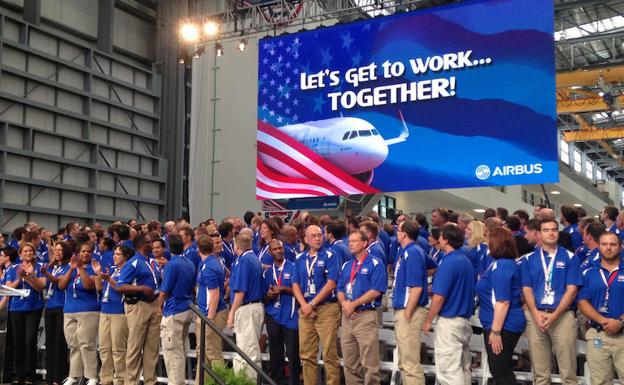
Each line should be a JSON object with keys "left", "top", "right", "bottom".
{"left": 293, "top": 99, "right": 299, "bottom": 106}
{"left": 270, "top": 80, "right": 276, "bottom": 86}
{"left": 284, "top": 92, "right": 291, "bottom": 99}
{"left": 262, "top": 103, "right": 268, "bottom": 110}
{"left": 278, "top": 40, "right": 284, "bottom": 47}
{"left": 341, "top": 32, "right": 354, "bottom": 50}
{"left": 313, "top": 94, "right": 326, "bottom": 113}
{"left": 262, "top": 88, "right": 268, "bottom": 95}
{"left": 269, "top": 110, "right": 275, "bottom": 116}
{"left": 292, "top": 114, "right": 299, "bottom": 121}
{"left": 270, "top": 94, "right": 276, "bottom": 101}
{"left": 270, "top": 48, "right": 276, "bottom": 56}
{"left": 277, "top": 116, "right": 284, "bottom": 123}
{"left": 285, "top": 107, "right": 291, "bottom": 114}
{"left": 278, "top": 101, "right": 283, "bottom": 108}
{"left": 278, "top": 55, "right": 283, "bottom": 63}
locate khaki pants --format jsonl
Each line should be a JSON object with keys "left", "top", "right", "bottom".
{"left": 99, "top": 313, "right": 129, "bottom": 385}
{"left": 64, "top": 311, "right": 100, "bottom": 379}
{"left": 433, "top": 316, "right": 472, "bottom": 385}
{"left": 124, "top": 301, "right": 161, "bottom": 385}
{"left": 195, "top": 309, "right": 228, "bottom": 384}
{"left": 299, "top": 302, "right": 341, "bottom": 385}
{"left": 585, "top": 328, "right": 624, "bottom": 385}
{"left": 233, "top": 303, "right": 264, "bottom": 380}
{"left": 340, "top": 310, "right": 380, "bottom": 385}
{"left": 161, "top": 310, "right": 194, "bottom": 385}
{"left": 524, "top": 309, "right": 577, "bottom": 385}
{"left": 395, "top": 308, "right": 427, "bottom": 385}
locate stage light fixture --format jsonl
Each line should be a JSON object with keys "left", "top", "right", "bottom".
{"left": 215, "top": 43, "right": 224, "bottom": 57}
{"left": 180, "top": 23, "right": 199, "bottom": 43}
{"left": 204, "top": 21, "right": 218, "bottom": 36}
{"left": 238, "top": 38, "right": 248, "bottom": 52}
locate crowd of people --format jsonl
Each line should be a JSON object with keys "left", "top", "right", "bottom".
{"left": 0, "top": 204, "right": 623, "bottom": 385}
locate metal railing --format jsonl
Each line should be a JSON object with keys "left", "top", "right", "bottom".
{"left": 189, "top": 304, "right": 278, "bottom": 385}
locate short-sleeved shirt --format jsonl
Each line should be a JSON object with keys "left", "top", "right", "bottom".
{"left": 230, "top": 250, "right": 265, "bottom": 303}
{"left": 329, "top": 240, "right": 351, "bottom": 267}
{"left": 581, "top": 248, "right": 601, "bottom": 272}
{"left": 196, "top": 255, "right": 227, "bottom": 315}
{"left": 263, "top": 260, "right": 298, "bottom": 329}
{"left": 521, "top": 246, "right": 581, "bottom": 311}
{"left": 160, "top": 254, "right": 196, "bottom": 316}
{"left": 563, "top": 224, "right": 583, "bottom": 251}
{"left": 6, "top": 262, "right": 45, "bottom": 312}
{"left": 292, "top": 248, "right": 339, "bottom": 304}
{"left": 607, "top": 224, "right": 624, "bottom": 240}
{"left": 283, "top": 242, "right": 300, "bottom": 263}
{"left": 100, "top": 250, "right": 114, "bottom": 271}
{"left": 579, "top": 259, "right": 624, "bottom": 329}
{"left": 337, "top": 254, "right": 387, "bottom": 311}
{"left": 183, "top": 245, "right": 201, "bottom": 272}
{"left": 45, "top": 263, "right": 70, "bottom": 309}
{"left": 121, "top": 239, "right": 135, "bottom": 250}
{"left": 393, "top": 242, "right": 430, "bottom": 309}
{"left": 100, "top": 266, "right": 125, "bottom": 314}
{"left": 367, "top": 241, "right": 387, "bottom": 266}
{"left": 64, "top": 265, "right": 100, "bottom": 313}
{"left": 258, "top": 243, "right": 273, "bottom": 266}
{"left": 220, "top": 240, "right": 236, "bottom": 269}
{"left": 0, "top": 264, "right": 18, "bottom": 303}
{"left": 477, "top": 259, "right": 526, "bottom": 333}
{"left": 117, "top": 253, "right": 160, "bottom": 301}
{"left": 431, "top": 249, "right": 475, "bottom": 318}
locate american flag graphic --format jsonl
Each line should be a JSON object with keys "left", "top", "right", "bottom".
{"left": 256, "top": 36, "right": 380, "bottom": 200}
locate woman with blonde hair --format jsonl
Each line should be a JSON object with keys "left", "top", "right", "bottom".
{"left": 465, "top": 220, "right": 487, "bottom": 281}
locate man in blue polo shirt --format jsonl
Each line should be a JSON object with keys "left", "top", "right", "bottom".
{"left": 227, "top": 231, "right": 265, "bottom": 380}
{"left": 561, "top": 205, "right": 583, "bottom": 251}
{"left": 581, "top": 222, "right": 606, "bottom": 271}
{"left": 601, "top": 205, "right": 624, "bottom": 239}
{"left": 578, "top": 231, "right": 624, "bottom": 385}
{"left": 292, "top": 225, "right": 341, "bottom": 385}
{"left": 393, "top": 220, "right": 431, "bottom": 385}
{"left": 116, "top": 234, "right": 161, "bottom": 385}
{"left": 263, "top": 239, "right": 301, "bottom": 385}
{"left": 360, "top": 221, "right": 387, "bottom": 265}
{"left": 338, "top": 229, "right": 387, "bottom": 385}
{"left": 521, "top": 219, "right": 581, "bottom": 385}
{"left": 180, "top": 227, "right": 201, "bottom": 272}
{"left": 325, "top": 221, "right": 351, "bottom": 266}
{"left": 158, "top": 234, "right": 196, "bottom": 385}
{"left": 218, "top": 222, "right": 236, "bottom": 269}
{"left": 422, "top": 223, "right": 475, "bottom": 385}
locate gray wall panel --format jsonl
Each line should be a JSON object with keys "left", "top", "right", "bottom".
{"left": 63, "top": 140, "right": 89, "bottom": 162}
{"left": 0, "top": 100, "right": 24, "bottom": 123}
{"left": 0, "top": 73, "right": 24, "bottom": 96}
{"left": 56, "top": 90, "right": 83, "bottom": 114}
{"left": 5, "top": 181, "right": 28, "bottom": 204}
{"left": 97, "top": 196, "right": 113, "bottom": 216}
{"left": 6, "top": 125, "right": 23, "bottom": 148}
{"left": 27, "top": 82, "right": 55, "bottom": 105}
{"left": 110, "top": 61, "right": 132, "bottom": 83}
{"left": 93, "top": 78, "right": 109, "bottom": 98}
{"left": 114, "top": 198, "right": 134, "bottom": 218}
{"left": 109, "top": 130, "right": 131, "bottom": 150}
{"left": 90, "top": 123, "right": 108, "bottom": 144}
{"left": 117, "top": 175, "right": 138, "bottom": 195}
{"left": 113, "top": 9, "right": 154, "bottom": 61}
{"left": 60, "top": 190, "right": 88, "bottom": 212}
{"left": 41, "top": 0, "right": 98, "bottom": 38}
{"left": 61, "top": 166, "right": 89, "bottom": 187}
{"left": 2, "top": 47, "right": 27, "bottom": 70}
{"left": 29, "top": 30, "right": 58, "bottom": 56}
{"left": 28, "top": 56, "right": 56, "bottom": 78}
{"left": 3, "top": 210, "right": 27, "bottom": 231}
{"left": 140, "top": 157, "right": 152, "bottom": 176}
{"left": 24, "top": 106, "right": 54, "bottom": 130}
{"left": 2, "top": 18, "right": 20, "bottom": 41}
{"left": 32, "top": 159, "right": 60, "bottom": 180}
{"left": 58, "top": 40, "right": 85, "bottom": 64}
{"left": 33, "top": 132, "right": 62, "bottom": 156}
{"left": 139, "top": 203, "right": 159, "bottom": 220}
{"left": 98, "top": 172, "right": 115, "bottom": 192}
{"left": 116, "top": 152, "right": 138, "bottom": 173}
{"left": 134, "top": 93, "right": 153, "bottom": 113}
{"left": 55, "top": 115, "right": 82, "bottom": 138}
{"left": 30, "top": 187, "right": 60, "bottom": 209}
{"left": 140, "top": 180, "right": 159, "bottom": 200}
{"left": 57, "top": 68, "right": 84, "bottom": 90}
{"left": 29, "top": 213, "right": 59, "bottom": 232}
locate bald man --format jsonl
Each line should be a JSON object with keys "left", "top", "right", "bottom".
{"left": 292, "top": 225, "right": 341, "bottom": 385}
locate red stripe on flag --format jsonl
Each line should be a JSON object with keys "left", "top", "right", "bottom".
{"left": 257, "top": 180, "right": 325, "bottom": 197}
{"left": 257, "top": 157, "right": 338, "bottom": 193}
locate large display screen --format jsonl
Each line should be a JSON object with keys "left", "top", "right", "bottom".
{"left": 256, "top": 0, "right": 557, "bottom": 199}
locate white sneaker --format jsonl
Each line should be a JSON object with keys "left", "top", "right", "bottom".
{"left": 61, "top": 378, "right": 78, "bottom": 385}
{"left": 86, "top": 379, "right": 98, "bottom": 385}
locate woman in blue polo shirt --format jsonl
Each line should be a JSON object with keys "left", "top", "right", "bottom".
{"left": 58, "top": 243, "right": 100, "bottom": 385}
{"left": 42, "top": 242, "right": 72, "bottom": 385}
{"left": 4, "top": 242, "right": 46, "bottom": 385}
{"left": 476, "top": 227, "right": 526, "bottom": 385}
{"left": 258, "top": 219, "right": 280, "bottom": 268}
{"left": 94, "top": 245, "right": 133, "bottom": 385}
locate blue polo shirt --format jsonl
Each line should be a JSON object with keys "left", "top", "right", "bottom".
{"left": 0, "top": 264, "right": 18, "bottom": 303}
{"left": 263, "top": 260, "right": 298, "bottom": 329}
{"left": 220, "top": 240, "right": 236, "bottom": 269}
{"left": 230, "top": 250, "right": 264, "bottom": 303}
{"left": 477, "top": 259, "right": 526, "bottom": 333}
{"left": 581, "top": 248, "right": 601, "bottom": 272}
{"left": 100, "top": 266, "right": 125, "bottom": 314}
{"left": 378, "top": 229, "right": 391, "bottom": 256}
{"left": 573, "top": 244, "right": 589, "bottom": 262}
{"left": 252, "top": 231, "right": 261, "bottom": 254}
{"left": 45, "top": 263, "right": 70, "bottom": 309}
{"left": 64, "top": 265, "right": 100, "bottom": 313}
{"left": 99, "top": 250, "right": 114, "bottom": 271}
{"left": 607, "top": 224, "right": 624, "bottom": 240}
{"left": 431, "top": 249, "right": 475, "bottom": 318}
{"left": 367, "top": 241, "right": 387, "bottom": 266}
{"left": 563, "top": 224, "right": 583, "bottom": 251}
{"left": 283, "top": 242, "right": 300, "bottom": 263}
{"left": 579, "top": 259, "right": 624, "bottom": 328}
{"left": 183, "top": 245, "right": 201, "bottom": 272}
{"left": 117, "top": 253, "right": 160, "bottom": 301}
{"left": 521, "top": 247, "right": 581, "bottom": 311}
{"left": 429, "top": 248, "right": 445, "bottom": 265}
{"left": 337, "top": 254, "right": 387, "bottom": 311}
{"left": 6, "top": 262, "right": 45, "bottom": 312}
{"left": 258, "top": 243, "right": 273, "bottom": 266}
{"left": 196, "top": 255, "right": 227, "bottom": 315}
{"left": 292, "top": 248, "right": 340, "bottom": 304}
{"left": 392, "top": 242, "right": 430, "bottom": 309}
{"left": 160, "top": 254, "right": 196, "bottom": 316}
{"left": 121, "top": 239, "right": 135, "bottom": 250}
{"left": 330, "top": 239, "right": 351, "bottom": 267}
{"left": 478, "top": 246, "right": 494, "bottom": 279}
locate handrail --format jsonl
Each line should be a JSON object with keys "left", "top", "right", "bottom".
{"left": 189, "top": 304, "right": 278, "bottom": 385}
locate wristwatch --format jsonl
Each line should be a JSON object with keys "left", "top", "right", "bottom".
{"left": 491, "top": 329, "right": 501, "bottom": 336}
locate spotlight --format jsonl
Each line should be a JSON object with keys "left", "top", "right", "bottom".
{"left": 193, "top": 46, "right": 205, "bottom": 59}
{"left": 204, "top": 21, "right": 218, "bottom": 36}
{"left": 193, "top": 51, "right": 200, "bottom": 59}
{"left": 178, "top": 56, "right": 185, "bottom": 64}
{"left": 215, "top": 43, "right": 224, "bottom": 57}
{"left": 180, "top": 23, "right": 199, "bottom": 43}
{"left": 238, "top": 38, "right": 248, "bottom": 52}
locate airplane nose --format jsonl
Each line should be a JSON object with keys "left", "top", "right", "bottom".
{"left": 354, "top": 138, "right": 388, "bottom": 169}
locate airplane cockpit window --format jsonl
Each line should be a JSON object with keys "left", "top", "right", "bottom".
{"left": 342, "top": 132, "right": 350, "bottom": 140}
{"left": 359, "top": 130, "right": 372, "bottom": 137}
{"left": 349, "top": 131, "right": 358, "bottom": 139}
{"left": 372, "top": 129, "right": 380, "bottom": 136}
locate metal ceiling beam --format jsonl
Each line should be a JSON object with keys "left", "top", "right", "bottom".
{"left": 563, "top": 127, "right": 624, "bottom": 141}
{"left": 555, "top": 0, "right": 623, "bottom": 13}
{"left": 557, "top": 64, "right": 624, "bottom": 87}
{"left": 557, "top": 29, "right": 624, "bottom": 46}
{"left": 557, "top": 96, "right": 624, "bottom": 113}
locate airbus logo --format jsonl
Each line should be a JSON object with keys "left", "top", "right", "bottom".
{"left": 475, "top": 164, "right": 543, "bottom": 180}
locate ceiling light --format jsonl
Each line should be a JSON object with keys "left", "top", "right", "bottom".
{"left": 550, "top": 190, "right": 561, "bottom": 195}
{"left": 574, "top": 203, "right": 583, "bottom": 207}
{"left": 215, "top": 43, "right": 224, "bottom": 57}
{"left": 180, "top": 23, "right": 199, "bottom": 43}
{"left": 473, "top": 209, "right": 486, "bottom": 213}
{"left": 599, "top": 91, "right": 605, "bottom": 97}
{"left": 204, "top": 21, "right": 218, "bottom": 36}
{"left": 238, "top": 38, "right": 248, "bottom": 52}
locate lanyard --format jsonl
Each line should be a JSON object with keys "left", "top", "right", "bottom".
{"left": 600, "top": 267, "right": 620, "bottom": 302}
{"left": 222, "top": 240, "right": 234, "bottom": 256}
{"left": 305, "top": 254, "right": 318, "bottom": 280}
{"left": 540, "top": 248, "right": 557, "bottom": 292}
{"left": 259, "top": 244, "right": 270, "bottom": 259}
{"left": 47, "top": 264, "right": 63, "bottom": 293}
{"left": 103, "top": 268, "right": 121, "bottom": 300}
{"left": 350, "top": 255, "right": 366, "bottom": 285}
{"left": 367, "top": 241, "right": 379, "bottom": 252}
{"left": 272, "top": 261, "right": 285, "bottom": 286}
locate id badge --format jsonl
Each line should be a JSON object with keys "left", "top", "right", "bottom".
{"left": 593, "top": 338, "right": 603, "bottom": 349}
{"left": 274, "top": 300, "right": 281, "bottom": 308}
{"left": 45, "top": 289, "right": 53, "bottom": 299}
{"left": 346, "top": 283, "right": 353, "bottom": 300}
{"left": 73, "top": 291, "right": 78, "bottom": 299}
{"left": 599, "top": 306, "right": 609, "bottom": 313}
{"left": 308, "top": 283, "right": 316, "bottom": 295}
{"left": 541, "top": 290, "right": 555, "bottom": 305}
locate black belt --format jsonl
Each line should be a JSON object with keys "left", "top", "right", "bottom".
{"left": 242, "top": 299, "right": 263, "bottom": 306}
{"left": 537, "top": 308, "right": 557, "bottom": 314}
